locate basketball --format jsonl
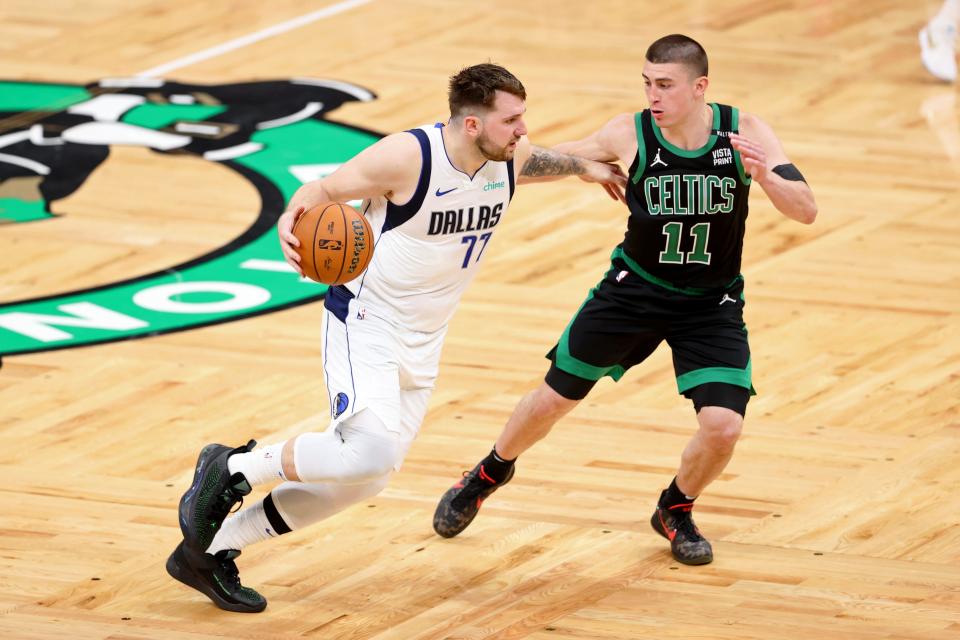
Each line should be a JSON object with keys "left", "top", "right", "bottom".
{"left": 292, "top": 202, "right": 374, "bottom": 285}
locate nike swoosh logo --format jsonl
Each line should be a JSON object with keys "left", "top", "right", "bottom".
{"left": 659, "top": 512, "right": 676, "bottom": 541}
{"left": 436, "top": 187, "right": 457, "bottom": 196}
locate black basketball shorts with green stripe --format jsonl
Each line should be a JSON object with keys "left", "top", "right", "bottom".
{"left": 544, "top": 246, "right": 755, "bottom": 413}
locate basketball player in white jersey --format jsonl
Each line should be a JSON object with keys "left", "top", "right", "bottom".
{"left": 167, "top": 63, "right": 627, "bottom": 613}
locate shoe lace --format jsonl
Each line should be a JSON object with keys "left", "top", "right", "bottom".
{"left": 216, "top": 555, "right": 242, "bottom": 590}
{"left": 453, "top": 467, "right": 496, "bottom": 502}
{"left": 669, "top": 506, "right": 704, "bottom": 541}
{"left": 210, "top": 483, "right": 245, "bottom": 522}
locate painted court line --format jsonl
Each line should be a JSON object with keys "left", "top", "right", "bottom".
{"left": 137, "top": 0, "right": 372, "bottom": 78}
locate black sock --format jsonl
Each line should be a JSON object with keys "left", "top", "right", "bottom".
{"left": 660, "top": 477, "right": 696, "bottom": 509}
{"left": 479, "top": 447, "right": 515, "bottom": 483}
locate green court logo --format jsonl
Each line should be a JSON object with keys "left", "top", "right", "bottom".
{"left": 0, "top": 78, "right": 382, "bottom": 356}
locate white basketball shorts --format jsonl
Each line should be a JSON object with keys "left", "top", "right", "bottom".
{"left": 321, "top": 293, "right": 446, "bottom": 460}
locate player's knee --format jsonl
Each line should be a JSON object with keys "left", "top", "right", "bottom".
{"left": 335, "top": 412, "right": 407, "bottom": 482}
{"left": 358, "top": 445, "right": 401, "bottom": 480}
{"left": 293, "top": 410, "right": 408, "bottom": 484}
{"left": 360, "top": 472, "right": 391, "bottom": 499}
{"left": 344, "top": 431, "right": 403, "bottom": 482}
{"left": 530, "top": 382, "right": 580, "bottom": 422}
{"left": 698, "top": 407, "right": 743, "bottom": 452}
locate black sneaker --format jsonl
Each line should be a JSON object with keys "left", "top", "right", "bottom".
{"left": 650, "top": 493, "right": 714, "bottom": 565}
{"left": 166, "top": 541, "right": 266, "bottom": 613}
{"left": 178, "top": 440, "right": 256, "bottom": 553}
{"left": 433, "top": 462, "right": 515, "bottom": 538}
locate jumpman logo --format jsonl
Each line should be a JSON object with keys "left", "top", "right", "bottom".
{"left": 719, "top": 294, "right": 737, "bottom": 305}
{"left": 650, "top": 147, "right": 667, "bottom": 167}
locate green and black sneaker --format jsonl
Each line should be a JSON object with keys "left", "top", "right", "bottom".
{"left": 178, "top": 440, "right": 256, "bottom": 552}
{"left": 166, "top": 541, "right": 266, "bottom": 613}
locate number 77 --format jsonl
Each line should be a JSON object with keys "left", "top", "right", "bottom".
{"left": 460, "top": 232, "right": 492, "bottom": 268}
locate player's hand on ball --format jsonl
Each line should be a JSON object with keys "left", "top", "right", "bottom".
{"left": 278, "top": 206, "right": 306, "bottom": 276}
{"left": 290, "top": 203, "right": 373, "bottom": 285}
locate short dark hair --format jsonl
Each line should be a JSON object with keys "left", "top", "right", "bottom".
{"left": 448, "top": 63, "right": 526, "bottom": 118}
{"left": 645, "top": 34, "right": 708, "bottom": 78}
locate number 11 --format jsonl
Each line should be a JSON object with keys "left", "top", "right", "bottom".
{"left": 659, "top": 222, "right": 711, "bottom": 265}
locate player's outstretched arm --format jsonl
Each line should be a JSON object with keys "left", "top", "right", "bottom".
{"left": 277, "top": 133, "right": 421, "bottom": 273}
{"left": 731, "top": 113, "right": 818, "bottom": 224}
{"left": 552, "top": 112, "right": 636, "bottom": 164}
{"left": 515, "top": 136, "right": 626, "bottom": 202}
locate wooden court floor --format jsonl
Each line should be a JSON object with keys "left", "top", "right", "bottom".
{"left": 1, "top": 1, "right": 958, "bottom": 638}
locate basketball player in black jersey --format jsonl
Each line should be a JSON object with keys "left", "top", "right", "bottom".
{"left": 433, "top": 34, "right": 817, "bottom": 565}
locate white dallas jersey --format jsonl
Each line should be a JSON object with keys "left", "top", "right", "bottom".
{"left": 327, "top": 123, "right": 515, "bottom": 333}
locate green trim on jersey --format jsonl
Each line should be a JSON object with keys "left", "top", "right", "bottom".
{"left": 651, "top": 103, "right": 720, "bottom": 158}
{"left": 614, "top": 246, "right": 741, "bottom": 296}
{"left": 676, "top": 360, "right": 754, "bottom": 394}
{"left": 554, "top": 249, "right": 753, "bottom": 389}
{"left": 554, "top": 273, "right": 627, "bottom": 382}
{"left": 730, "top": 107, "right": 752, "bottom": 186}
{"left": 631, "top": 111, "right": 647, "bottom": 184}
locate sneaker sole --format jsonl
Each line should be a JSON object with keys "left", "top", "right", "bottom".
{"left": 165, "top": 544, "right": 266, "bottom": 613}
{"left": 675, "top": 552, "right": 713, "bottom": 566}
{"left": 178, "top": 444, "right": 227, "bottom": 548}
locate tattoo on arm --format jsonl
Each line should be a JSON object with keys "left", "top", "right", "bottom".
{"left": 520, "top": 146, "right": 586, "bottom": 177}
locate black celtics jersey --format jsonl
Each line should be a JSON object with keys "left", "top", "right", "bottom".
{"left": 624, "top": 103, "right": 751, "bottom": 292}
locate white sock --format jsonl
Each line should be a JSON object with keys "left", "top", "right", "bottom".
{"left": 204, "top": 475, "right": 391, "bottom": 554}
{"left": 206, "top": 499, "right": 278, "bottom": 554}
{"left": 227, "top": 441, "right": 287, "bottom": 486}
{"left": 934, "top": 0, "right": 959, "bottom": 27}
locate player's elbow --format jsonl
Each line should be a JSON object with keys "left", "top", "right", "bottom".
{"left": 788, "top": 192, "right": 817, "bottom": 224}
{"left": 798, "top": 200, "right": 818, "bottom": 224}
{"left": 297, "top": 178, "right": 332, "bottom": 200}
